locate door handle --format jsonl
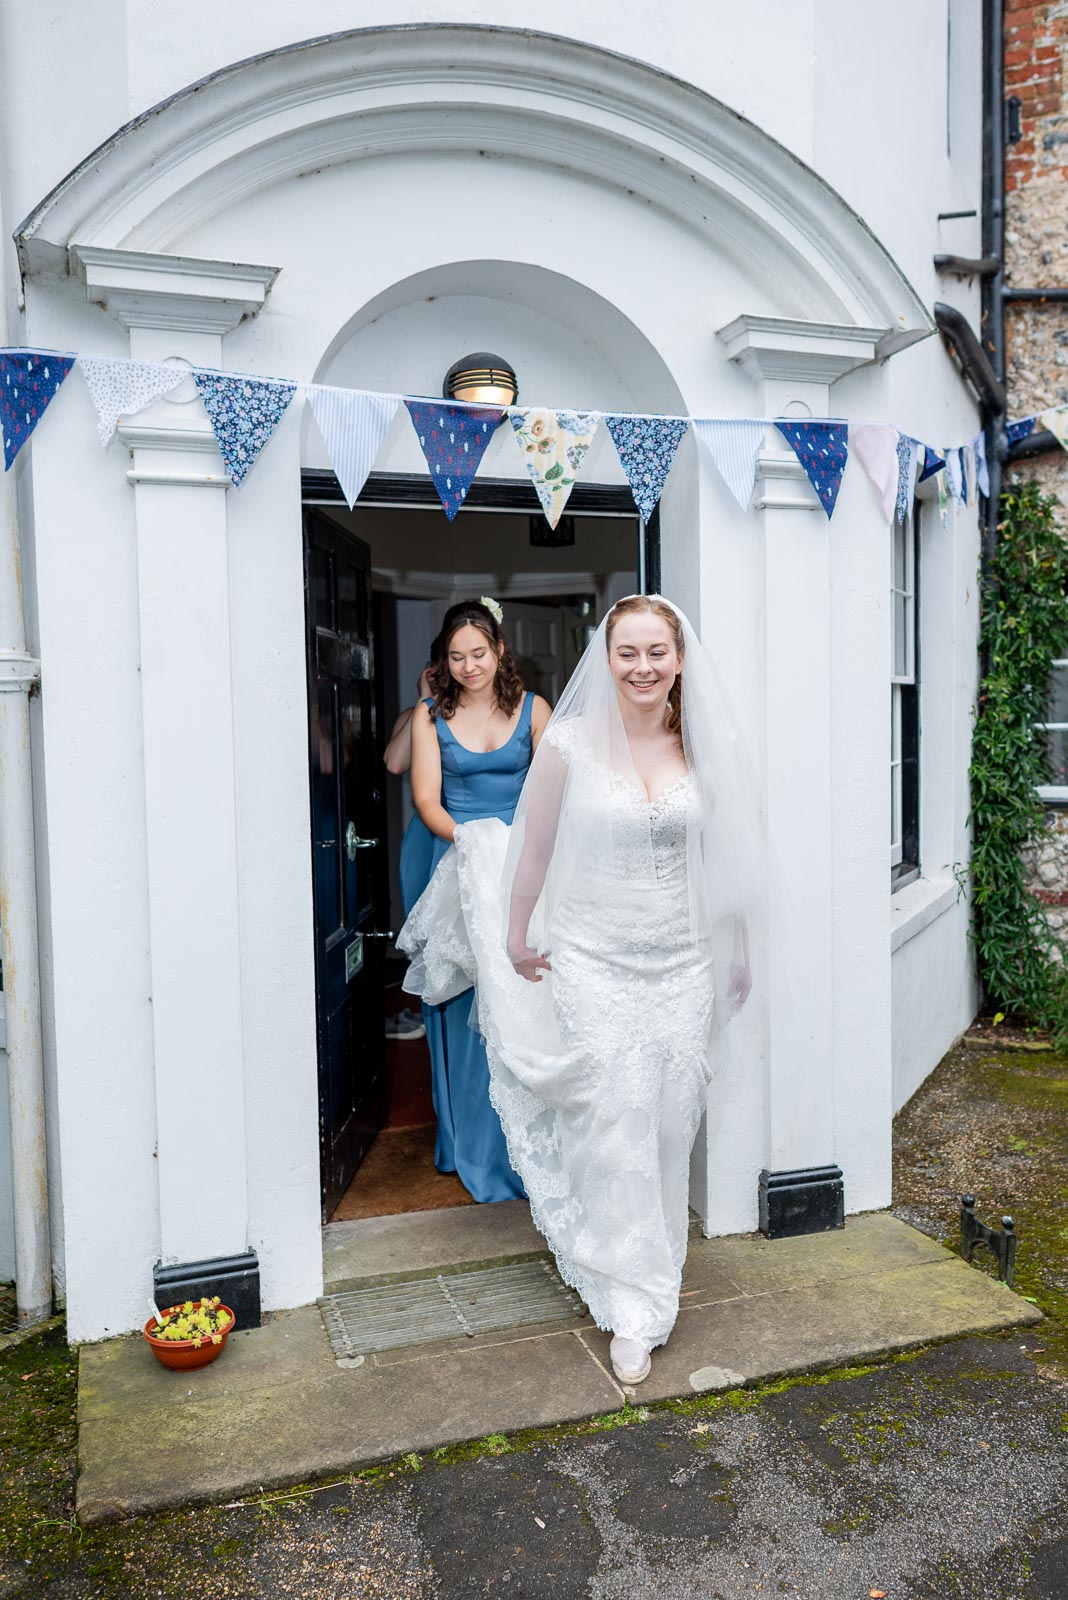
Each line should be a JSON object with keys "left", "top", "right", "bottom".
{"left": 364, "top": 929, "right": 396, "bottom": 940}
{"left": 345, "top": 822, "right": 378, "bottom": 860}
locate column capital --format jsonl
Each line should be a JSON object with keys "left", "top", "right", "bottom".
{"left": 716, "top": 314, "right": 889, "bottom": 386}
{"left": 70, "top": 245, "right": 280, "bottom": 335}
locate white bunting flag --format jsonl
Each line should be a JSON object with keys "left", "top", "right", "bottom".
{"left": 692, "top": 419, "right": 766, "bottom": 510}
{"left": 850, "top": 422, "right": 898, "bottom": 522}
{"left": 944, "top": 446, "right": 965, "bottom": 504}
{"left": 1039, "top": 405, "right": 1068, "bottom": 452}
{"left": 307, "top": 386, "right": 401, "bottom": 508}
{"left": 972, "top": 432, "right": 991, "bottom": 498}
{"left": 77, "top": 356, "right": 187, "bottom": 446}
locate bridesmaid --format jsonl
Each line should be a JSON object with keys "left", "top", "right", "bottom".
{"left": 410, "top": 598, "right": 551, "bottom": 1202}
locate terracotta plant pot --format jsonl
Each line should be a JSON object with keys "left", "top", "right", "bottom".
{"left": 143, "top": 1302, "right": 235, "bottom": 1371}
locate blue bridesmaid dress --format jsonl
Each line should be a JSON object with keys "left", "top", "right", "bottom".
{"left": 422, "top": 692, "right": 534, "bottom": 1202}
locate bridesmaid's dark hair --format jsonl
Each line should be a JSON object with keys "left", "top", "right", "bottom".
{"left": 429, "top": 600, "right": 524, "bottom": 722}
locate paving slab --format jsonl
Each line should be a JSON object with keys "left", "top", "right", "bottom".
{"left": 322, "top": 1199, "right": 545, "bottom": 1290}
{"left": 77, "top": 1211, "right": 1041, "bottom": 1525}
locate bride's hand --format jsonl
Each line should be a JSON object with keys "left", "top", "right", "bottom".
{"left": 727, "top": 959, "right": 752, "bottom": 1011}
{"left": 510, "top": 945, "right": 552, "bottom": 983}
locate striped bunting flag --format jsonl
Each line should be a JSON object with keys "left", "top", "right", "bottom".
{"left": 307, "top": 387, "right": 401, "bottom": 508}
{"left": 692, "top": 419, "right": 766, "bottom": 510}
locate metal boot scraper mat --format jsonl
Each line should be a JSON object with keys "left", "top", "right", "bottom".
{"left": 319, "top": 1260, "right": 585, "bottom": 1358}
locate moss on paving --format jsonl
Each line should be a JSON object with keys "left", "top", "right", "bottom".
{"left": 3, "top": 1036, "right": 1067, "bottom": 1596}
{"left": 893, "top": 1038, "right": 1068, "bottom": 1369}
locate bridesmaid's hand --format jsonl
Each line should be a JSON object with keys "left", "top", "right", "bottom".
{"left": 510, "top": 945, "right": 552, "bottom": 983}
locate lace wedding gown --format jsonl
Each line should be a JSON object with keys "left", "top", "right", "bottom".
{"left": 400, "top": 720, "right": 715, "bottom": 1348}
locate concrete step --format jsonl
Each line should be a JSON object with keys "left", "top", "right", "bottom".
{"left": 322, "top": 1199, "right": 549, "bottom": 1293}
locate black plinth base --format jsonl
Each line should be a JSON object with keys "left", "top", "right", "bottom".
{"left": 758, "top": 1166, "right": 845, "bottom": 1239}
{"left": 153, "top": 1250, "right": 261, "bottom": 1329}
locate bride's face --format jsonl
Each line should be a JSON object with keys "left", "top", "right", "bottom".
{"left": 608, "top": 613, "right": 682, "bottom": 712}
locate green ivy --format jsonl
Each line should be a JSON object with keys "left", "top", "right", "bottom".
{"left": 969, "top": 480, "right": 1068, "bottom": 1042}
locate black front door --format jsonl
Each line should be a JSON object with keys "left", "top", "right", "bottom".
{"left": 304, "top": 509, "right": 388, "bottom": 1219}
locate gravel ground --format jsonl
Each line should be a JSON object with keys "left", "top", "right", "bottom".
{"left": 4, "top": 1036, "right": 1067, "bottom": 1599}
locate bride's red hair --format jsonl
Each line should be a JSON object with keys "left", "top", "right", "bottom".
{"left": 605, "top": 596, "right": 685, "bottom": 741}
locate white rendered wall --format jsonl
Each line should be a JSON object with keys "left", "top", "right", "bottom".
{"left": 0, "top": 16, "right": 985, "bottom": 1334}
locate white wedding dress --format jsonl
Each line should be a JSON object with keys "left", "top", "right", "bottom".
{"left": 400, "top": 718, "right": 715, "bottom": 1349}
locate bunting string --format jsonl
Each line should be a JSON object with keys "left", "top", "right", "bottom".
{"left": 2, "top": 345, "right": 1064, "bottom": 531}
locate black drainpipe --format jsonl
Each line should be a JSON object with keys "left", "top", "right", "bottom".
{"left": 980, "top": 0, "right": 1006, "bottom": 581}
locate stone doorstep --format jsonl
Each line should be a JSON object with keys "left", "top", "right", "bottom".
{"left": 75, "top": 1214, "right": 1042, "bottom": 1526}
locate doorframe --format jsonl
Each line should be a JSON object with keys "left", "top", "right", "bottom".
{"left": 300, "top": 471, "right": 661, "bottom": 595}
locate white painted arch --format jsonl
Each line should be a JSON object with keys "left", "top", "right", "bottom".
{"left": 16, "top": 24, "right": 930, "bottom": 353}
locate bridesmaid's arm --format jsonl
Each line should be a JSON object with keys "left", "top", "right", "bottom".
{"left": 411, "top": 703, "right": 457, "bottom": 843}
{"left": 529, "top": 694, "right": 553, "bottom": 752}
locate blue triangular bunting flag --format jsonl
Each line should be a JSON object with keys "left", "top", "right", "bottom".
{"left": 604, "top": 414, "right": 688, "bottom": 522}
{"left": 918, "top": 445, "right": 945, "bottom": 482}
{"left": 193, "top": 370, "right": 296, "bottom": 487}
{"left": 308, "top": 387, "right": 401, "bottom": 508}
{"left": 1, "top": 350, "right": 75, "bottom": 470}
{"left": 774, "top": 419, "right": 849, "bottom": 518}
{"left": 1006, "top": 416, "right": 1035, "bottom": 447}
{"left": 404, "top": 399, "right": 503, "bottom": 520}
{"left": 692, "top": 418, "right": 766, "bottom": 510}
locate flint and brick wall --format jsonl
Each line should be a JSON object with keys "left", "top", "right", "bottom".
{"left": 1004, "top": 0, "right": 1068, "bottom": 954}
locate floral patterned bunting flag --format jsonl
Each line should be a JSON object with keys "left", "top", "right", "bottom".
{"left": 508, "top": 408, "right": 599, "bottom": 528}
{"left": 78, "top": 355, "right": 187, "bottom": 446}
{"left": 895, "top": 434, "right": 921, "bottom": 523}
{"left": 774, "top": 418, "right": 849, "bottom": 518}
{"left": 1, "top": 350, "right": 75, "bottom": 470}
{"left": 604, "top": 414, "right": 688, "bottom": 522}
{"left": 192, "top": 370, "right": 296, "bottom": 487}
{"left": 403, "top": 399, "right": 503, "bottom": 520}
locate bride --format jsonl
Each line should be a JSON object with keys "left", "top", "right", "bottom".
{"left": 400, "top": 595, "right": 759, "bottom": 1386}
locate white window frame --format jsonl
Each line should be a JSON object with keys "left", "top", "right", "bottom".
{"left": 1037, "top": 656, "right": 1068, "bottom": 805}
{"left": 891, "top": 506, "right": 918, "bottom": 882}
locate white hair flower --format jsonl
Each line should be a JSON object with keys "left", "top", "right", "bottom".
{"left": 480, "top": 595, "right": 504, "bottom": 626}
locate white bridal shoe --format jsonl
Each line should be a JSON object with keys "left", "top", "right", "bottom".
{"left": 610, "top": 1336, "right": 651, "bottom": 1385}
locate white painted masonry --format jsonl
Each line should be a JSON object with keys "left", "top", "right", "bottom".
{"left": 0, "top": 10, "right": 983, "bottom": 1339}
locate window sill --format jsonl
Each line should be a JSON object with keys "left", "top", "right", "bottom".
{"left": 890, "top": 875, "right": 960, "bottom": 954}
{"left": 1037, "top": 786, "right": 1068, "bottom": 807}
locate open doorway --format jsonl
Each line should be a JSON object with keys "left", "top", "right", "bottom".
{"left": 303, "top": 471, "right": 651, "bottom": 1224}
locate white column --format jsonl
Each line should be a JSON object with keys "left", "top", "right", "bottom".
{"left": 71, "top": 246, "right": 279, "bottom": 1265}
{"left": 717, "top": 315, "right": 889, "bottom": 1203}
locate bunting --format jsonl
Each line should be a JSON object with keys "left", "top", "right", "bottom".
{"left": 972, "top": 432, "right": 991, "bottom": 498}
{"left": 193, "top": 371, "right": 296, "bottom": 487}
{"left": 1039, "top": 405, "right": 1068, "bottom": 451}
{"left": 604, "top": 414, "right": 688, "bottom": 522}
{"left": 1, "top": 350, "right": 75, "bottom": 471}
{"left": 404, "top": 399, "right": 503, "bottom": 520}
{"left": 850, "top": 422, "right": 899, "bottom": 522}
{"left": 944, "top": 446, "right": 965, "bottom": 505}
{"left": 895, "top": 434, "right": 920, "bottom": 523}
{"left": 2, "top": 344, "right": 1058, "bottom": 528}
{"left": 308, "top": 387, "right": 401, "bottom": 508}
{"left": 692, "top": 419, "right": 766, "bottom": 510}
{"left": 77, "top": 356, "right": 187, "bottom": 447}
{"left": 508, "top": 408, "right": 599, "bottom": 528}
{"left": 774, "top": 419, "right": 849, "bottom": 518}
